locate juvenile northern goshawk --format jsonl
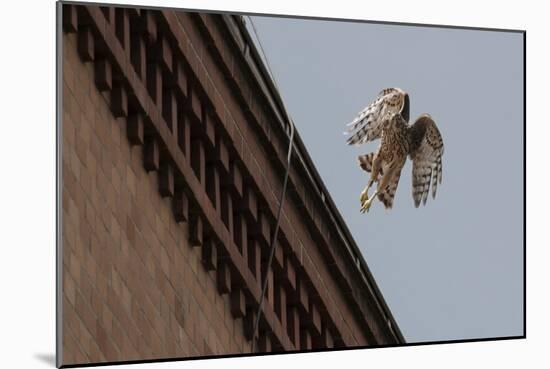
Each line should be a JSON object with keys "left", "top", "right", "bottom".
{"left": 345, "top": 88, "right": 444, "bottom": 213}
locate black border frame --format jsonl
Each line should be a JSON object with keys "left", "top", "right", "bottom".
{"left": 56, "top": 1, "right": 526, "bottom": 367}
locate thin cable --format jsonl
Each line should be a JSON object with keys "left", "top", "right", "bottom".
{"left": 246, "top": 16, "right": 296, "bottom": 353}
{"left": 251, "top": 122, "right": 294, "bottom": 353}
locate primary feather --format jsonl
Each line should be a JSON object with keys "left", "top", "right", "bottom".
{"left": 345, "top": 87, "right": 409, "bottom": 145}
{"left": 408, "top": 114, "right": 444, "bottom": 207}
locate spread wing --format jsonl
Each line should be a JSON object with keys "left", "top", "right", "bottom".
{"left": 345, "top": 88, "right": 409, "bottom": 145}
{"left": 408, "top": 114, "right": 444, "bottom": 207}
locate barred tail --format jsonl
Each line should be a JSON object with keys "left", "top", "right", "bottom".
{"left": 358, "top": 153, "right": 374, "bottom": 172}
{"left": 358, "top": 153, "right": 384, "bottom": 176}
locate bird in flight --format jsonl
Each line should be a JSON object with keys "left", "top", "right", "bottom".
{"left": 345, "top": 88, "right": 444, "bottom": 213}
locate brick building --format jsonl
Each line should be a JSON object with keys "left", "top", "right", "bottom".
{"left": 59, "top": 3, "right": 404, "bottom": 366}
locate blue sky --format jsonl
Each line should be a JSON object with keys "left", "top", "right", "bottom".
{"left": 247, "top": 16, "right": 524, "bottom": 343}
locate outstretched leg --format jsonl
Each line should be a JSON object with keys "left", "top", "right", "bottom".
{"left": 361, "top": 160, "right": 398, "bottom": 213}
{"left": 360, "top": 152, "right": 381, "bottom": 205}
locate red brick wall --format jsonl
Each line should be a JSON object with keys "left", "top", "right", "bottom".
{"left": 62, "top": 30, "right": 249, "bottom": 365}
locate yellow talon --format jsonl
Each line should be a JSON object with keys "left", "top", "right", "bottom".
{"left": 360, "top": 190, "right": 378, "bottom": 213}
{"left": 360, "top": 187, "right": 369, "bottom": 203}
{"left": 360, "top": 196, "right": 374, "bottom": 213}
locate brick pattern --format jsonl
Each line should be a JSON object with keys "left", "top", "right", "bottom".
{"left": 165, "top": 12, "right": 385, "bottom": 345}
{"left": 62, "top": 30, "right": 248, "bottom": 365}
{"left": 163, "top": 10, "right": 365, "bottom": 347}
{"left": 61, "top": 4, "right": 401, "bottom": 365}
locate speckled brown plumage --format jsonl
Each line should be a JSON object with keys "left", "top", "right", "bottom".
{"left": 345, "top": 88, "right": 444, "bottom": 212}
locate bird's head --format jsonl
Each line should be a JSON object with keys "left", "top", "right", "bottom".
{"left": 402, "top": 93, "right": 410, "bottom": 122}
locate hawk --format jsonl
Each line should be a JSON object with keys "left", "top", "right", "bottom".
{"left": 345, "top": 88, "right": 444, "bottom": 213}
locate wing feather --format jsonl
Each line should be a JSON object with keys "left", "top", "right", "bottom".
{"left": 345, "top": 88, "right": 409, "bottom": 145}
{"left": 408, "top": 114, "right": 444, "bottom": 207}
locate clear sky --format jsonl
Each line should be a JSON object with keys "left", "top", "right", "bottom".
{"left": 247, "top": 15, "right": 524, "bottom": 343}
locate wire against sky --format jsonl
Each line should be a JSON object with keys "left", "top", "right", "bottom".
{"left": 245, "top": 15, "right": 297, "bottom": 353}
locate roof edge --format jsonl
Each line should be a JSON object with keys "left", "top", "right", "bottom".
{"left": 224, "top": 14, "right": 405, "bottom": 343}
